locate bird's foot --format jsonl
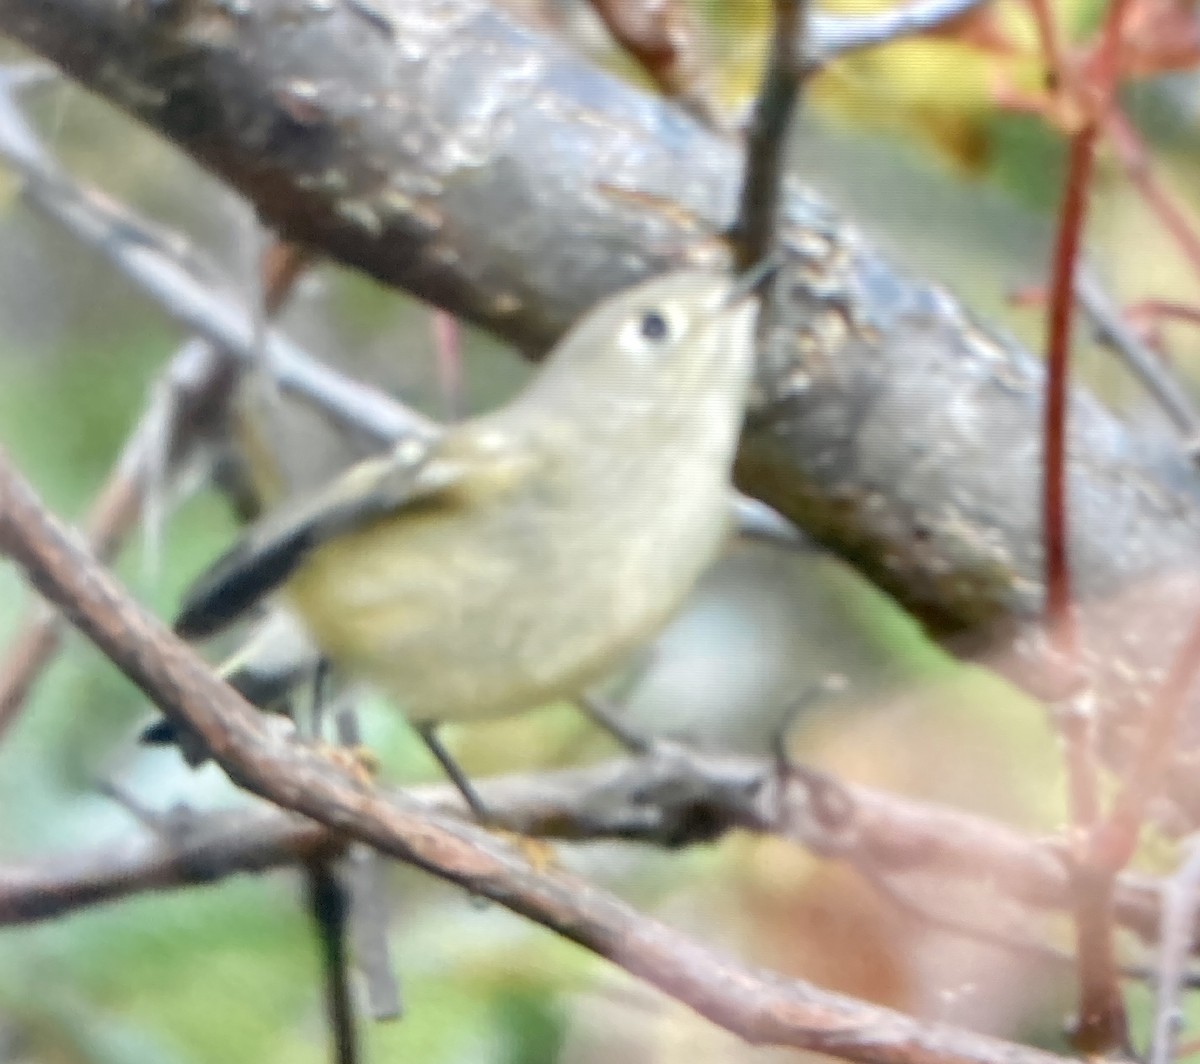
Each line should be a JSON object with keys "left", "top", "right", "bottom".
{"left": 317, "top": 741, "right": 379, "bottom": 786}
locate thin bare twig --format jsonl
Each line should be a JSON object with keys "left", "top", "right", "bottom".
{"left": 430, "top": 309, "right": 463, "bottom": 423}
{"left": 0, "top": 448, "right": 1117, "bottom": 1064}
{"left": 1113, "top": 614, "right": 1200, "bottom": 844}
{"left": 808, "top": 0, "right": 991, "bottom": 64}
{"left": 1029, "top": 0, "right": 1139, "bottom": 1049}
{"left": 0, "top": 85, "right": 430, "bottom": 447}
{"left": 1106, "top": 110, "right": 1200, "bottom": 288}
{"left": 1151, "top": 837, "right": 1200, "bottom": 1064}
{"left": 1046, "top": 104, "right": 1114, "bottom": 1058}
{"left": 332, "top": 706, "right": 402, "bottom": 1022}
{"left": 0, "top": 70, "right": 427, "bottom": 746}
{"left": 0, "top": 802, "right": 341, "bottom": 924}
{"left": 0, "top": 338, "right": 238, "bottom": 742}
{"left": 1051, "top": 0, "right": 1142, "bottom": 1050}
{"left": 1042, "top": 137, "right": 1091, "bottom": 678}
{"left": 0, "top": 747, "right": 1169, "bottom": 942}
{"left": 1127, "top": 301, "right": 1200, "bottom": 333}
{"left": 1075, "top": 272, "right": 1200, "bottom": 452}
{"left": 733, "top": 0, "right": 811, "bottom": 271}
{"left": 860, "top": 862, "right": 1199, "bottom": 989}
{"left": 305, "top": 858, "right": 359, "bottom": 1064}
{"left": 1024, "top": 0, "right": 1066, "bottom": 89}
{"left": 0, "top": 242, "right": 310, "bottom": 744}
{"left": 586, "top": 0, "right": 721, "bottom": 126}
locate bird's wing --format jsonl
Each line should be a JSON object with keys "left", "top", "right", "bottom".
{"left": 142, "top": 609, "right": 325, "bottom": 758}
{"left": 174, "top": 436, "right": 468, "bottom": 639}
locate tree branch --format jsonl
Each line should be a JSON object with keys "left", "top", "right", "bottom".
{"left": 0, "top": 447, "right": 1133, "bottom": 1064}
{"left": 809, "top": 0, "right": 990, "bottom": 63}
{"left": 5, "top": 1, "right": 1200, "bottom": 825}
{"left": 0, "top": 338, "right": 239, "bottom": 742}
{"left": 0, "top": 748, "right": 1169, "bottom": 945}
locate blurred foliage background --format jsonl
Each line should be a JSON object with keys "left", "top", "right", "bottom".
{"left": 1, "top": 0, "right": 1199, "bottom": 1060}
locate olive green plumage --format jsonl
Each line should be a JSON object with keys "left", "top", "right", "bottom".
{"left": 172, "top": 269, "right": 761, "bottom": 725}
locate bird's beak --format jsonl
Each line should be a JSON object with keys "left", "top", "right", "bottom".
{"left": 724, "top": 253, "right": 781, "bottom": 308}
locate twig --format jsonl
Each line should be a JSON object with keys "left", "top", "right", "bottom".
{"left": 1045, "top": 105, "right": 1113, "bottom": 1057}
{"left": 1150, "top": 837, "right": 1200, "bottom": 1064}
{"left": 0, "top": 339, "right": 237, "bottom": 743}
{"left": 808, "top": 0, "right": 992, "bottom": 64}
{"left": 8, "top": 0, "right": 1200, "bottom": 744}
{"left": 860, "top": 862, "right": 1198, "bottom": 989}
{"left": 0, "top": 86, "right": 431, "bottom": 447}
{"left": 1041, "top": 136, "right": 1091, "bottom": 679}
{"left": 733, "top": 0, "right": 811, "bottom": 271}
{"left": 0, "top": 803, "right": 341, "bottom": 923}
{"left": 0, "top": 448, "right": 1114, "bottom": 1064}
{"left": 1024, "top": 0, "right": 1066, "bottom": 88}
{"left": 1030, "top": 0, "right": 1139, "bottom": 1050}
{"left": 305, "top": 859, "right": 359, "bottom": 1064}
{"left": 0, "top": 750, "right": 1169, "bottom": 942}
{"left": 1075, "top": 272, "right": 1200, "bottom": 451}
{"left": 1106, "top": 110, "right": 1200, "bottom": 287}
{"left": 586, "top": 0, "right": 721, "bottom": 126}
{"left": 1127, "top": 301, "right": 1200, "bottom": 333}
{"left": 334, "top": 706, "right": 402, "bottom": 1022}
{"left": 430, "top": 309, "right": 463, "bottom": 423}
{"left": 0, "top": 242, "right": 310, "bottom": 744}
{"left": 1099, "top": 612, "right": 1200, "bottom": 879}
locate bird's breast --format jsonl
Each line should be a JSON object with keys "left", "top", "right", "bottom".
{"left": 285, "top": 446, "right": 732, "bottom": 723}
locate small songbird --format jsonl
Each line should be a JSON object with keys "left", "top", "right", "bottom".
{"left": 148, "top": 267, "right": 778, "bottom": 799}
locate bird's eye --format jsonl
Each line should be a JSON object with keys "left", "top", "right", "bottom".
{"left": 639, "top": 309, "right": 670, "bottom": 343}
{"left": 619, "top": 302, "right": 686, "bottom": 357}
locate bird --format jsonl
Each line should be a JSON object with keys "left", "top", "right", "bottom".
{"left": 146, "top": 266, "right": 785, "bottom": 812}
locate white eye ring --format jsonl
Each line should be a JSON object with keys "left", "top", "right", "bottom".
{"left": 618, "top": 302, "right": 688, "bottom": 356}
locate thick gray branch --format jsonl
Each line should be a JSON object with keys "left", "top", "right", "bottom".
{"left": 4, "top": 0, "right": 1200, "bottom": 814}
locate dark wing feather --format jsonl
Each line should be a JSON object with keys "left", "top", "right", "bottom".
{"left": 174, "top": 438, "right": 464, "bottom": 639}
{"left": 145, "top": 609, "right": 323, "bottom": 756}
{"left": 174, "top": 523, "right": 314, "bottom": 638}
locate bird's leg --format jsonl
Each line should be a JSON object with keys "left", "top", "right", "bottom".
{"left": 769, "top": 675, "right": 849, "bottom": 829}
{"left": 415, "top": 722, "right": 556, "bottom": 872}
{"left": 309, "top": 665, "right": 378, "bottom": 784}
{"left": 576, "top": 692, "right": 655, "bottom": 755}
{"left": 415, "top": 722, "right": 495, "bottom": 824}
{"left": 311, "top": 658, "right": 333, "bottom": 741}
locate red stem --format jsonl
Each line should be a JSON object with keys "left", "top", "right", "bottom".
{"left": 1038, "top": 1, "right": 1138, "bottom": 1051}
{"left": 1042, "top": 127, "right": 1094, "bottom": 692}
